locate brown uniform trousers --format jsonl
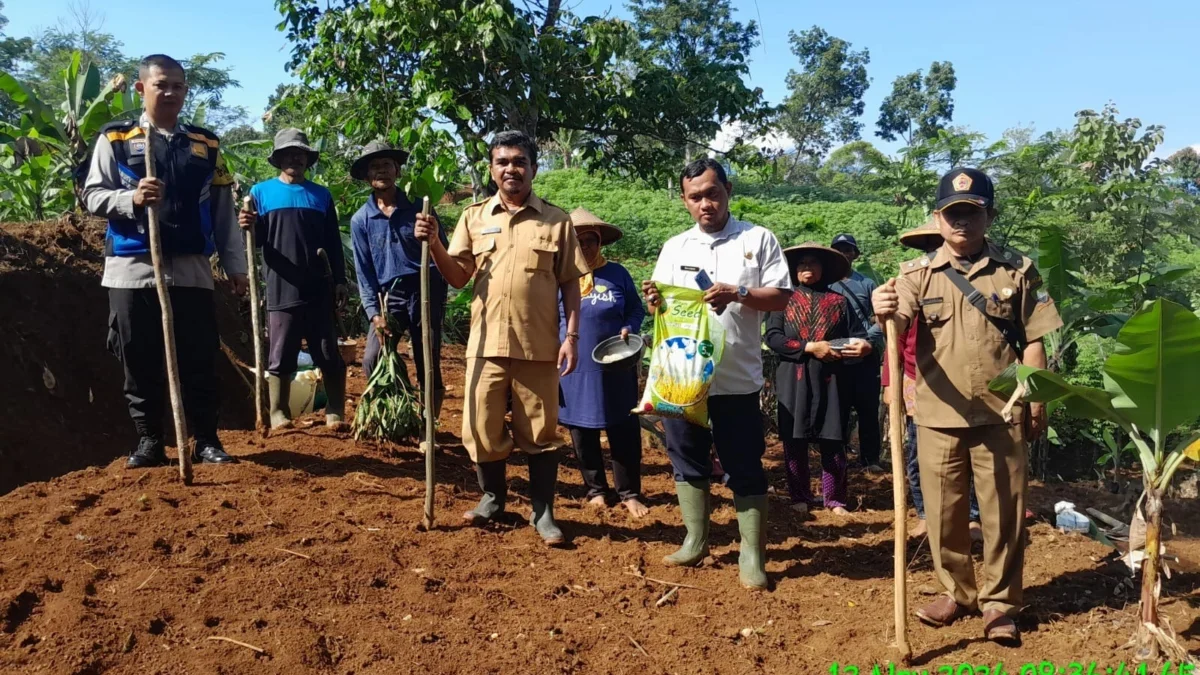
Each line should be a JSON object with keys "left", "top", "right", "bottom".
{"left": 446, "top": 193, "right": 589, "bottom": 463}
{"left": 896, "top": 240, "right": 1062, "bottom": 616}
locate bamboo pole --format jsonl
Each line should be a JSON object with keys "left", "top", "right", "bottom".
{"left": 242, "top": 196, "right": 268, "bottom": 437}
{"left": 886, "top": 316, "right": 910, "bottom": 661}
{"left": 144, "top": 125, "right": 192, "bottom": 484}
{"left": 419, "top": 196, "right": 436, "bottom": 531}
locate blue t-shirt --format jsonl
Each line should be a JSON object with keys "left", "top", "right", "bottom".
{"left": 557, "top": 262, "right": 646, "bottom": 428}
{"left": 249, "top": 178, "right": 345, "bottom": 311}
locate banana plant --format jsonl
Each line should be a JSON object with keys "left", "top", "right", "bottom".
{"left": 1003, "top": 298, "right": 1200, "bottom": 660}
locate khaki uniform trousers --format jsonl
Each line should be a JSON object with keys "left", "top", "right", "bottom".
{"left": 462, "top": 357, "right": 561, "bottom": 463}
{"left": 916, "top": 423, "right": 1027, "bottom": 615}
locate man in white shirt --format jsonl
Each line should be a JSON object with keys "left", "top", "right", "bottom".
{"left": 642, "top": 158, "right": 791, "bottom": 589}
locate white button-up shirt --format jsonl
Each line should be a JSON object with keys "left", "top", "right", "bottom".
{"left": 650, "top": 216, "right": 792, "bottom": 396}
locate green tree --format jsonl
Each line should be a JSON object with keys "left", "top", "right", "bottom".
{"left": 875, "top": 61, "right": 956, "bottom": 145}
{"left": 0, "top": 2, "right": 31, "bottom": 73}
{"left": 777, "top": 26, "right": 869, "bottom": 170}
{"left": 23, "top": 4, "right": 125, "bottom": 109}
{"left": 621, "top": 0, "right": 767, "bottom": 182}
{"left": 1166, "top": 146, "right": 1200, "bottom": 191}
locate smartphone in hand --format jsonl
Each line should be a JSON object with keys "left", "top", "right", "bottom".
{"left": 694, "top": 270, "right": 725, "bottom": 315}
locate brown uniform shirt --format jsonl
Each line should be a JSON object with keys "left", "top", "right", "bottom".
{"left": 895, "top": 240, "right": 1063, "bottom": 428}
{"left": 448, "top": 192, "right": 590, "bottom": 362}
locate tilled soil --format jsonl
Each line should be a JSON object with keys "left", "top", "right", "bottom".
{"left": 1, "top": 345, "right": 1197, "bottom": 674}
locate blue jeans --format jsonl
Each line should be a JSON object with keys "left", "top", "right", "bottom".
{"left": 906, "top": 417, "right": 979, "bottom": 521}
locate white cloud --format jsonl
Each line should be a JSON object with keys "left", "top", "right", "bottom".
{"left": 710, "top": 121, "right": 792, "bottom": 154}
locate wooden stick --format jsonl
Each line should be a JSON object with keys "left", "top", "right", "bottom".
{"left": 134, "top": 566, "right": 160, "bottom": 591}
{"left": 275, "top": 547, "right": 312, "bottom": 561}
{"left": 627, "top": 635, "right": 651, "bottom": 659}
{"left": 206, "top": 636, "right": 265, "bottom": 654}
{"left": 419, "top": 196, "right": 436, "bottom": 532}
{"left": 145, "top": 126, "right": 192, "bottom": 484}
{"left": 885, "top": 316, "right": 911, "bottom": 662}
{"left": 655, "top": 585, "right": 679, "bottom": 607}
{"left": 623, "top": 572, "right": 708, "bottom": 591}
{"left": 242, "top": 195, "right": 268, "bottom": 438}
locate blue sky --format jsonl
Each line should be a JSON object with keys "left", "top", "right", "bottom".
{"left": 7, "top": 0, "right": 1200, "bottom": 156}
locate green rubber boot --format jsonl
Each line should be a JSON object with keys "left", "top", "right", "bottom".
{"left": 267, "top": 375, "right": 293, "bottom": 430}
{"left": 734, "top": 494, "right": 769, "bottom": 590}
{"left": 663, "top": 480, "right": 710, "bottom": 566}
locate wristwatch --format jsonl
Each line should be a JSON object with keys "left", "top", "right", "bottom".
{"left": 566, "top": 332, "right": 580, "bottom": 344}
{"left": 737, "top": 285, "right": 748, "bottom": 300}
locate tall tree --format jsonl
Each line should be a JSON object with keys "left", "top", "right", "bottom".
{"left": 777, "top": 26, "right": 869, "bottom": 169}
{"left": 622, "top": 0, "right": 767, "bottom": 181}
{"left": 875, "top": 61, "right": 956, "bottom": 145}
{"left": 0, "top": 1, "right": 33, "bottom": 123}
{"left": 1166, "top": 146, "right": 1200, "bottom": 192}
{"left": 23, "top": 2, "right": 125, "bottom": 108}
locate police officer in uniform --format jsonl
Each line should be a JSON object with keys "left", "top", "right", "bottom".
{"left": 872, "top": 169, "right": 1062, "bottom": 645}
{"left": 83, "top": 54, "right": 247, "bottom": 467}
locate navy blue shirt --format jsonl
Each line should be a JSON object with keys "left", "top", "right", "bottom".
{"left": 831, "top": 269, "right": 884, "bottom": 364}
{"left": 350, "top": 192, "right": 447, "bottom": 319}
{"left": 249, "top": 178, "right": 345, "bottom": 311}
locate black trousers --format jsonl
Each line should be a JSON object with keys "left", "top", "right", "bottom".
{"left": 567, "top": 416, "right": 643, "bottom": 501}
{"left": 363, "top": 277, "right": 446, "bottom": 396}
{"left": 663, "top": 392, "right": 768, "bottom": 497}
{"left": 107, "top": 287, "right": 220, "bottom": 442}
{"left": 845, "top": 361, "right": 882, "bottom": 466}
{"left": 268, "top": 302, "right": 344, "bottom": 376}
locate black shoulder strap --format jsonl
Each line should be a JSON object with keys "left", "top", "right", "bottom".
{"left": 832, "top": 280, "right": 873, "bottom": 329}
{"left": 939, "top": 266, "right": 1027, "bottom": 357}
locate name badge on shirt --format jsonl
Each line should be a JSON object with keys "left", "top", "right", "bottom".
{"left": 919, "top": 297, "right": 943, "bottom": 306}
{"left": 481, "top": 227, "right": 502, "bottom": 235}
{"left": 680, "top": 265, "right": 700, "bottom": 272}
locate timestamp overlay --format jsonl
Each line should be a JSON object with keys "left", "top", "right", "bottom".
{"left": 828, "top": 661, "right": 1197, "bottom": 675}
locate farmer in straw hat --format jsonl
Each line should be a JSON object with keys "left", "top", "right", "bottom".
{"left": 558, "top": 209, "right": 649, "bottom": 518}
{"left": 765, "top": 242, "right": 866, "bottom": 519}
{"left": 83, "top": 53, "right": 245, "bottom": 468}
{"left": 349, "top": 141, "right": 449, "bottom": 430}
{"left": 885, "top": 221, "right": 984, "bottom": 541}
{"left": 873, "top": 168, "right": 1062, "bottom": 644}
{"left": 239, "top": 128, "right": 350, "bottom": 431}
{"left": 415, "top": 130, "right": 590, "bottom": 547}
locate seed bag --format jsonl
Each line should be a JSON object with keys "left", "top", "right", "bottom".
{"left": 634, "top": 285, "right": 725, "bottom": 428}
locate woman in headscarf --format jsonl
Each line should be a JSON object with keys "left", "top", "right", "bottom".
{"left": 765, "top": 242, "right": 868, "bottom": 517}
{"left": 558, "top": 209, "right": 649, "bottom": 517}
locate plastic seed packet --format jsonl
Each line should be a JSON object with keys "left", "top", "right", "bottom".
{"left": 634, "top": 285, "right": 725, "bottom": 428}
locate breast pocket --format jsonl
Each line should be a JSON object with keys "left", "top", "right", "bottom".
{"left": 473, "top": 238, "right": 497, "bottom": 275}
{"left": 920, "top": 300, "right": 953, "bottom": 337}
{"left": 527, "top": 240, "right": 558, "bottom": 275}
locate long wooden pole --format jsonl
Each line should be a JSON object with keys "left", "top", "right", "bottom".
{"left": 242, "top": 195, "right": 268, "bottom": 437}
{"left": 886, "top": 316, "right": 910, "bottom": 661}
{"left": 419, "top": 196, "right": 436, "bottom": 531}
{"left": 145, "top": 125, "right": 192, "bottom": 484}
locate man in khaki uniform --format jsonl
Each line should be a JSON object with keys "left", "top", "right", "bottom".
{"left": 873, "top": 168, "right": 1062, "bottom": 645}
{"left": 416, "top": 130, "right": 588, "bottom": 546}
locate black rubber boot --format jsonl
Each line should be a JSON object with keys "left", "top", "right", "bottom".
{"left": 267, "top": 375, "right": 293, "bottom": 430}
{"left": 464, "top": 459, "right": 508, "bottom": 525}
{"left": 323, "top": 368, "right": 349, "bottom": 430}
{"left": 528, "top": 450, "right": 565, "bottom": 546}
{"left": 127, "top": 436, "right": 167, "bottom": 469}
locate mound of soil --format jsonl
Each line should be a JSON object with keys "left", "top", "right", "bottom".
{"left": 0, "top": 218, "right": 255, "bottom": 494}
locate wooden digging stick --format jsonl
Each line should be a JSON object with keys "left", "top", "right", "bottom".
{"left": 242, "top": 196, "right": 268, "bottom": 437}
{"left": 419, "top": 196, "right": 436, "bottom": 531}
{"left": 145, "top": 125, "right": 193, "bottom": 484}
{"left": 885, "top": 316, "right": 911, "bottom": 661}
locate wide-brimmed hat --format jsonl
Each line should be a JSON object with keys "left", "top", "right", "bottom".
{"left": 899, "top": 220, "right": 944, "bottom": 252}
{"left": 569, "top": 208, "right": 623, "bottom": 245}
{"left": 268, "top": 128, "right": 319, "bottom": 169}
{"left": 350, "top": 140, "right": 410, "bottom": 180}
{"left": 783, "top": 242, "right": 851, "bottom": 283}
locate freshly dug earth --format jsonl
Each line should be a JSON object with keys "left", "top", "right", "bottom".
{"left": 0, "top": 218, "right": 254, "bottom": 494}
{"left": 1, "top": 219, "right": 1197, "bottom": 673}
{"left": 1, "top": 344, "right": 1198, "bottom": 674}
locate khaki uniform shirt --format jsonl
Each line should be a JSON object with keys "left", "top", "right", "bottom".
{"left": 448, "top": 193, "right": 589, "bottom": 362}
{"left": 894, "top": 240, "right": 1063, "bottom": 428}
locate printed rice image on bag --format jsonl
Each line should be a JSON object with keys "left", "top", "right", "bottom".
{"left": 634, "top": 285, "right": 725, "bottom": 428}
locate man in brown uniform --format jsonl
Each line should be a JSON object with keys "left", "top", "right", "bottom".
{"left": 873, "top": 168, "right": 1062, "bottom": 645}
{"left": 416, "top": 130, "right": 589, "bottom": 546}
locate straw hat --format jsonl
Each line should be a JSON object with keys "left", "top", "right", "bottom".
{"left": 783, "top": 241, "right": 851, "bottom": 283}
{"left": 350, "top": 140, "right": 410, "bottom": 180}
{"left": 268, "top": 128, "right": 319, "bottom": 168}
{"left": 569, "top": 208, "right": 623, "bottom": 245}
{"left": 899, "top": 219, "right": 944, "bottom": 252}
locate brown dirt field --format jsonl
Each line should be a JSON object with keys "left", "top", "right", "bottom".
{"left": 0, "top": 220, "right": 1198, "bottom": 674}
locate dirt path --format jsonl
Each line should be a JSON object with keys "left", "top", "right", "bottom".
{"left": 1, "top": 343, "right": 1197, "bottom": 674}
